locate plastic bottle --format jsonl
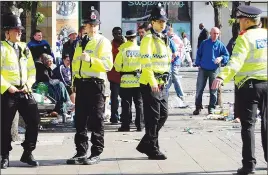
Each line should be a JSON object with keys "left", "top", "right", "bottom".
{"left": 226, "top": 104, "right": 234, "bottom": 121}
{"left": 40, "top": 92, "right": 45, "bottom": 104}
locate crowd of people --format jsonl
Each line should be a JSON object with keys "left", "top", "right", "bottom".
{"left": 1, "top": 3, "right": 267, "bottom": 175}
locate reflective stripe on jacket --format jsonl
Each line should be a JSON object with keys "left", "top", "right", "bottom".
{"left": 114, "top": 41, "right": 141, "bottom": 88}
{"left": 72, "top": 34, "right": 113, "bottom": 83}
{"left": 139, "top": 31, "right": 172, "bottom": 86}
{"left": 218, "top": 28, "right": 267, "bottom": 89}
{"left": 1, "top": 41, "right": 36, "bottom": 94}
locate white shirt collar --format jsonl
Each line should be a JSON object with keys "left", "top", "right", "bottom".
{"left": 6, "top": 40, "right": 18, "bottom": 49}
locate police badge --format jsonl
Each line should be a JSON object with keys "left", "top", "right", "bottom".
{"left": 160, "top": 9, "right": 166, "bottom": 16}
{"left": 91, "top": 12, "right": 97, "bottom": 20}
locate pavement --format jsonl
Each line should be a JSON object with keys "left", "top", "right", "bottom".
{"left": 2, "top": 68, "right": 267, "bottom": 175}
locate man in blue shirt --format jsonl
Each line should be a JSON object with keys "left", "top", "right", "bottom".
{"left": 193, "top": 27, "right": 229, "bottom": 115}
{"left": 27, "top": 29, "right": 55, "bottom": 64}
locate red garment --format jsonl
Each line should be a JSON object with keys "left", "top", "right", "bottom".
{"left": 107, "top": 40, "right": 121, "bottom": 84}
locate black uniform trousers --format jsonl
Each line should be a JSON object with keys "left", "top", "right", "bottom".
{"left": 74, "top": 78, "right": 105, "bottom": 156}
{"left": 1, "top": 91, "right": 40, "bottom": 156}
{"left": 137, "top": 84, "right": 168, "bottom": 154}
{"left": 120, "top": 87, "right": 143, "bottom": 128}
{"left": 237, "top": 79, "right": 267, "bottom": 169}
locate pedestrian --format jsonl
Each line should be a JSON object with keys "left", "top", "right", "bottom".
{"left": 136, "top": 3, "right": 171, "bottom": 160}
{"left": 193, "top": 27, "right": 229, "bottom": 115}
{"left": 211, "top": 5, "right": 267, "bottom": 175}
{"left": 27, "top": 29, "right": 55, "bottom": 64}
{"left": 1, "top": 13, "right": 40, "bottom": 169}
{"left": 114, "top": 30, "right": 144, "bottom": 132}
{"left": 181, "top": 32, "right": 193, "bottom": 67}
{"left": 66, "top": 6, "right": 113, "bottom": 165}
{"left": 197, "top": 23, "right": 209, "bottom": 49}
{"left": 107, "top": 27, "right": 126, "bottom": 124}
{"left": 137, "top": 22, "right": 150, "bottom": 46}
{"left": 62, "top": 27, "right": 78, "bottom": 71}
{"left": 226, "top": 29, "right": 240, "bottom": 123}
{"left": 165, "top": 28, "right": 187, "bottom": 107}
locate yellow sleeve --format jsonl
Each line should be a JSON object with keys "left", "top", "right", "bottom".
{"left": 71, "top": 44, "right": 82, "bottom": 85}
{"left": 91, "top": 38, "right": 113, "bottom": 72}
{"left": 218, "top": 35, "right": 249, "bottom": 83}
{"left": 0, "top": 43, "right": 11, "bottom": 94}
{"left": 140, "top": 37, "right": 158, "bottom": 86}
{"left": 114, "top": 49, "right": 123, "bottom": 72}
{"left": 25, "top": 46, "right": 36, "bottom": 92}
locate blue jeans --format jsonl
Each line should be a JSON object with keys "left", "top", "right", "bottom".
{"left": 166, "top": 65, "right": 184, "bottom": 98}
{"left": 195, "top": 68, "right": 219, "bottom": 109}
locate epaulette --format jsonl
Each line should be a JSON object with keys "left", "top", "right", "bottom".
{"left": 239, "top": 30, "right": 247, "bottom": 35}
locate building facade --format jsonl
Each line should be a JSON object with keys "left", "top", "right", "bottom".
{"left": 17, "top": 1, "right": 267, "bottom": 60}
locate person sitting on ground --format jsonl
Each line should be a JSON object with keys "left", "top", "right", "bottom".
{"left": 52, "top": 54, "right": 75, "bottom": 104}
{"left": 34, "top": 53, "right": 74, "bottom": 119}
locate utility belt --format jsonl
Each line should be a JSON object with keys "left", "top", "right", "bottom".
{"left": 240, "top": 79, "right": 267, "bottom": 89}
{"left": 154, "top": 72, "right": 170, "bottom": 83}
{"left": 120, "top": 70, "right": 141, "bottom": 77}
{"left": 76, "top": 77, "right": 104, "bottom": 84}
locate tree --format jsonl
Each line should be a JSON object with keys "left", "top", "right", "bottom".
{"left": 209, "top": 1, "right": 228, "bottom": 29}
{"left": 229, "top": 1, "right": 240, "bottom": 40}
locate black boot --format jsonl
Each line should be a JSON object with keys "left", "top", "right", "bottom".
{"left": 20, "top": 151, "right": 39, "bottom": 167}
{"left": 193, "top": 106, "right": 202, "bottom": 115}
{"left": 66, "top": 152, "right": 87, "bottom": 165}
{"left": 235, "top": 167, "right": 256, "bottom": 175}
{"left": 84, "top": 155, "right": 100, "bottom": 165}
{"left": 1, "top": 155, "right": 9, "bottom": 169}
{"left": 148, "top": 151, "right": 167, "bottom": 160}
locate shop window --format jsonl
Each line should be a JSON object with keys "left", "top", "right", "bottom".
{"left": 122, "top": 1, "right": 192, "bottom": 40}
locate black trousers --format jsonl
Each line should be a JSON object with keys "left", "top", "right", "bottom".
{"left": 234, "top": 84, "right": 239, "bottom": 119}
{"left": 237, "top": 80, "right": 267, "bottom": 169}
{"left": 74, "top": 79, "right": 105, "bottom": 156}
{"left": 1, "top": 91, "right": 40, "bottom": 156}
{"left": 137, "top": 84, "right": 168, "bottom": 154}
{"left": 120, "top": 87, "right": 143, "bottom": 128}
{"left": 109, "top": 82, "right": 120, "bottom": 122}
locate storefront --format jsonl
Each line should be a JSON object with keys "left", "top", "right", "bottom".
{"left": 121, "top": 1, "right": 192, "bottom": 41}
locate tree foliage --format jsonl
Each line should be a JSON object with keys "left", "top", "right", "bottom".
{"left": 209, "top": 1, "right": 228, "bottom": 29}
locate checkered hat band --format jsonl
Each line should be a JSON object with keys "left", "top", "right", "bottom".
{"left": 237, "top": 10, "right": 260, "bottom": 18}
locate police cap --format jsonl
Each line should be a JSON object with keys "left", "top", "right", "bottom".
{"left": 149, "top": 3, "right": 168, "bottom": 21}
{"left": 1, "top": 13, "right": 25, "bottom": 30}
{"left": 84, "top": 6, "right": 101, "bottom": 25}
{"left": 236, "top": 5, "right": 262, "bottom": 19}
{"left": 125, "top": 30, "right": 137, "bottom": 37}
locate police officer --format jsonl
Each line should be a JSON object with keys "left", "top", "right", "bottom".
{"left": 1, "top": 13, "right": 40, "bottom": 169}
{"left": 136, "top": 3, "right": 171, "bottom": 160}
{"left": 66, "top": 7, "right": 113, "bottom": 165}
{"left": 114, "top": 30, "right": 144, "bottom": 132}
{"left": 211, "top": 5, "right": 267, "bottom": 175}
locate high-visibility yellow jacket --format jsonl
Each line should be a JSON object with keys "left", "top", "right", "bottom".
{"left": 218, "top": 27, "right": 267, "bottom": 89}
{"left": 72, "top": 34, "right": 113, "bottom": 83}
{"left": 114, "top": 41, "right": 141, "bottom": 88}
{"left": 1, "top": 41, "right": 36, "bottom": 94}
{"left": 139, "top": 31, "right": 172, "bottom": 86}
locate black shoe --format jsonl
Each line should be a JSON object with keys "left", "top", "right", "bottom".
{"left": 235, "top": 167, "right": 256, "bottom": 175}
{"left": 84, "top": 155, "right": 100, "bottom": 165}
{"left": 66, "top": 153, "right": 87, "bottom": 165}
{"left": 136, "top": 144, "right": 147, "bottom": 154}
{"left": 148, "top": 151, "right": 167, "bottom": 160}
{"left": 193, "top": 108, "right": 201, "bottom": 115}
{"left": 118, "top": 127, "right": 130, "bottom": 132}
{"left": 1, "top": 156, "right": 9, "bottom": 169}
{"left": 20, "top": 151, "right": 39, "bottom": 167}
